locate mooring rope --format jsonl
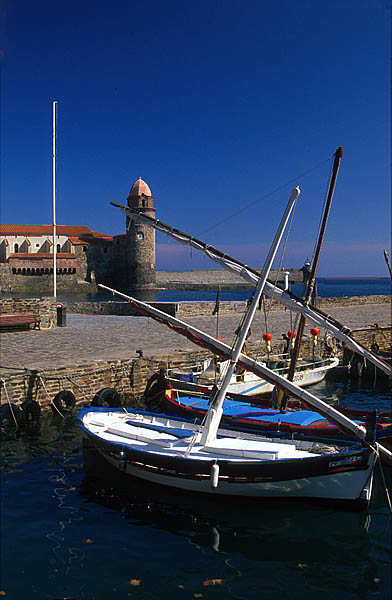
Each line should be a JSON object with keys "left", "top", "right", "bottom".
{"left": 375, "top": 444, "right": 392, "bottom": 513}
{"left": 0, "top": 378, "right": 19, "bottom": 430}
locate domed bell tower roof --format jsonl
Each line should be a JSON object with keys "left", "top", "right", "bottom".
{"left": 127, "top": 177, "right": 154, "bottom": 212}
{"left": 128, "top": 178, "right": 152, "bottom": 198}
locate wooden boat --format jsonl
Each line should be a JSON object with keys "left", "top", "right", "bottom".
{"left": 78, "top": 405, "right": 376, "bottom": 506}
{"left": 150, "top": 385, "right": 392, "bottom": 452}
{"left": 79, "top": 160, "right": 392, "bottom": 506}
{"left": 342, "top": 327, "right": 392, "bottom": 379}
{"left": 169, "top": 355, "right": 340, "bottom": 396}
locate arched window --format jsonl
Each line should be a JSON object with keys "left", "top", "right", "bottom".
{"left": 57, "top": 244, "right": 61, "bottom": 253}
{"left": 14, "top": 243, "right": 19, "bottom": 253}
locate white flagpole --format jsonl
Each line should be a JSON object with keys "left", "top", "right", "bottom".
{"left": 52, "top": 101, "right": 57, "bottom": 298}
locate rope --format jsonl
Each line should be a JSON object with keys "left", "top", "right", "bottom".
{"left": 198, "top": 156, "right": 330, "bottom": 236}
{"left": 375, "top": 444, "right": 392, "bottom": 512}
{"left": 44, "top": 375, "right": 66, "bottom": 418}
{"left": 0, "top": 378, "right": 19, "bottom": 430}
{"left": 39, "top": 376, "right": 51, "bottom": 402}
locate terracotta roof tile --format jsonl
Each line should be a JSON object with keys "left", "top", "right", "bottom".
{"left": 8, "top": 253, "right": 76, "bottom": 259}
{"left": 0, "top": 224, "right": 113, "bottom": 241}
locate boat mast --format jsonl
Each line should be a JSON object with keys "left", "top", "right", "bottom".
{"left": 278, "top": 146, "right": 343, "bottom": 410}
{"left": 52, "top": 100, "right": 58, "bottom": 298}
{"left": 198, "top": 187, "right": 300, "bottom": 445}
{"left": 384, "top": 250, "right": 392, "bottom": 282}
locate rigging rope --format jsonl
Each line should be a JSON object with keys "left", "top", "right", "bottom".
{"left": 198, "top": 156, "right": 330, "bottom": 236}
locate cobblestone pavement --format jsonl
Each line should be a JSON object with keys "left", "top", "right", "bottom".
{"left": 0, "top": 302, "right": 390, "bottom": 372}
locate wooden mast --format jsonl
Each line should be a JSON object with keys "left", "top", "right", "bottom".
{"left": 278, "top": 146, "right": 343, "bottom": 411}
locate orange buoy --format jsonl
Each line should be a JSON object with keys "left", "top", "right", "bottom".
{"left": 263, "top": 332, "right": 272, "bottom": 352}
{"left": 310, "top": 327, "right": 319, "bottom": 346}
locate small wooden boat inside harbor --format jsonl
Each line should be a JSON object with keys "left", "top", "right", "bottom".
{"left": 146, "top": 384, "right": 392, "bottom": 453}
{"left": 342, "top": 326, "right": 392, "bottom": 379}
{"left": 168, "top": 354, "right": 340, "bottom": 396}
{"left": 79, "top": 157, "right": 392, "bottom": 506}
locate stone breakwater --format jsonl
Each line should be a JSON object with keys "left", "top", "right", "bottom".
{"left": 0, "top": 295, "right": 390, "bottom": 413}
{"left": 66, "top": 295, "right": 391, "bottom": 317}
{"left": 155, "top": 268, "right": 304, "bottom": 289}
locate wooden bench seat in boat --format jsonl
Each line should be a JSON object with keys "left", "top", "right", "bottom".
{"left": 0, "top": 312, "right": 41, "bottom": 331}
{"left": 202, "top": 438, "right": 308, "bottom": 460}
{"left": 105, "top": 420, "right": 195, "bottom": 447}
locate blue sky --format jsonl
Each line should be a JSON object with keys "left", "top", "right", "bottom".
{"left": 1, "top": 0, "right": 390, "bottom": 276}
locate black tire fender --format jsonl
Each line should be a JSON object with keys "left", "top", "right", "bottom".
{"left": 91, "top": 387, "right": 122, "bottom": 408}
{"left": 144, "top": 371, "right": 166, "bottom": 410}
{"left": 0, "top": 403, "right": 24, "bottom": 426}
{"left": 21, "top": 399, "right": 41, "bottom": 423}
{"left": 52, "top": 390, "right": 76, "bottom": 415}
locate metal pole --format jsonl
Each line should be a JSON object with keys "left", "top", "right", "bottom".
{"left": 52, "top": 101, "right": 57, "bottom": 298}
{"left": 199, "top": 186, "right": 300, "bottom": 446}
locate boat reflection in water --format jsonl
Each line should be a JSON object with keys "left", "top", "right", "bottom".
{"left": 79, "top": 447, "right": 391, "bottom": 598}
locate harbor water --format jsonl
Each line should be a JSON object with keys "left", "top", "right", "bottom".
{"left": 1, "top": 377, "right": 391, "bottom": 600}
{"left": 1, "top": 279, "right": 391, "bottom": 599}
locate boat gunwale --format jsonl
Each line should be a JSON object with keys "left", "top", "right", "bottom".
{"left": 78, "top": 407, "right": 372, "bottom": 482}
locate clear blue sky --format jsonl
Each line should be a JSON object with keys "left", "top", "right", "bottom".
{"left": 1, "top": 0, "right": 390, "bottom": 276}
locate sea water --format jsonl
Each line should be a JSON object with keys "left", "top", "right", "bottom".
{"left": 69, "top": 277, "right": 392, "bottom": 303}
{"left": 1, "top": 377, "right": 391, "bottom": 600}
{"left": 2, "top": 277, "right": 391, "bottom": 304}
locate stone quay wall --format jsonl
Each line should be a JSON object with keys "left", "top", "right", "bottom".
{"left": 0, "top": 350, "right": 211, "bottom": 411}
{"left": 65, "top": 300, "right": 245, "bottom": 317}
{"left": 0, "top": 297, "right": 58, "bottom": 328}
{"left": 66, "top": 294, "right": 391, "bottom": 319}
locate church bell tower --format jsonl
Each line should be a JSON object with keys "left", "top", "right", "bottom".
{"left": 125, "top": 177, "right": 156, "bottom": 289}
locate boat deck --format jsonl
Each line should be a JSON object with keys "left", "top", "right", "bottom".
{"left": 83, "top": 411, "right": 325, "bottom": 461}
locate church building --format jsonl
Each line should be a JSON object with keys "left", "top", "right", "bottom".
{"left": 0, "top": 177, "right": 156, "bottom": 294}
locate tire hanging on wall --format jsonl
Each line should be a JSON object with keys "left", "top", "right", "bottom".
{"left": 52, "top": 390, "right": 76, "bottom": 416}
{"left": 21, "top": 399, "right": 41, "bottom": 423}
{"left": 91, "top": 387, "right": 122, "bottom": 408}
{"left": 0, "top": 403, "right": 24, "bottom": 427}
{"left": 144, "top": 370, "right": 166, "bottom": 411}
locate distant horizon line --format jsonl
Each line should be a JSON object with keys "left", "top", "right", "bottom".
{"left": 320, "top": 277, "right": 389, "bottom": 281}
{"left": 156, "top": 269, "right": 389, "bottom": 280}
